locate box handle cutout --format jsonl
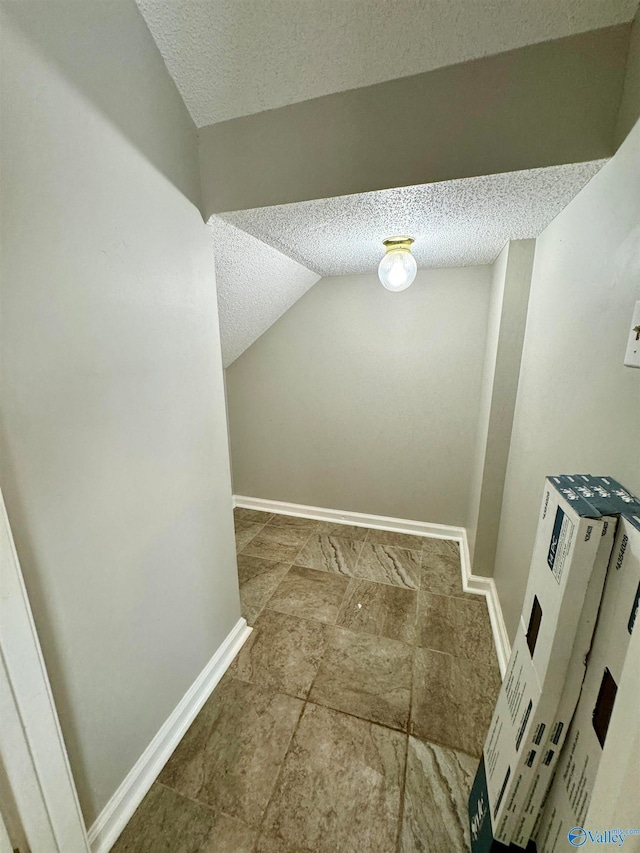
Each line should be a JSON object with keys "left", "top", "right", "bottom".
{"left": 592, "top": 667, "right": 618, "bottom": 749}
{"left": 527, "top": 595, "right": 543, "bottom": 658}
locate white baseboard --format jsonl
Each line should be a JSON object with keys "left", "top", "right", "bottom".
{"left": 233, "top": 495, "right": 464, "bottom": 541}
{"left": 87, "top": 618, "right": 252, "bottom": 853}
{"left": 459, "top": 533, "right": 511, "bottom": 679}
{"left": 234, "top": 495, "right": 511, "bottom": 678}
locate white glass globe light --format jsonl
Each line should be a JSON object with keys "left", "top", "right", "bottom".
{"left": 378, "top": 237, "right": 417, "bottom": 292}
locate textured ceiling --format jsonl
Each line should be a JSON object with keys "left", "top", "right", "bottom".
{"left": 136, "top": 0, "right": 637, "bottom": 126}
{"left": 210, "top": 217, "right": 319, "bottom": 367}
{"left": 220, "top": 161, "right": 607, "bottom": 276}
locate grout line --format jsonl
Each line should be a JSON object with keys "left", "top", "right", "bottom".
{"left": 262, "top": 602, "right": 417, "bottom": 650}
{"left": 412, "top": 641, "right": 496, "bottom": 667}
{"left": 304, "top": 628, "right": 333, "bottom": 702}
{"left": 240, "top": 565, "right": 290, "bottom": 625}
{"left": 407, "top": 623, "right": 417, "bottom": 742}
{"left": 395, "top": 725, "right": 411, "bottom": 853}
{"left": 227, "top": 669, "right": 311, "bottom": 706}
{"left": 418, "top": 546, "right": 425, "bottom": 592}
{"left": 236, "top": 512, "right": 321, "bottom": 562}
{"left": 251, "top": 696, "right": 309, "bottom": 847}
{"left": 154, "top": 780, "right": 219, "bottom": 818}
{"left": 259, "top": 577, "right": 349, "bottom": 702}
{"left": 267, "top": 519, "right": 320, "bottom": 534}
{"left": 289, "top": 525, "right": 320, "bottom": 564}
{"left": 333, "top": 576, "right": 357, "bottom": 628}
{"left": 234, "top": 518, "right": 270, "bottom": 555}
{"left": 251, "top": 560, "right": 297, "bottom": 617}
{"left": 260, "top": 604, "right": 340, "bottom": 630}
{"left": 302, "top": 697, "right": 410, "bottom": 736}
{"left": 406, "top": 729, "right": 482, "bottom": 764}
{"left": 352, "top": 532, "right": 368, "bottom": 575}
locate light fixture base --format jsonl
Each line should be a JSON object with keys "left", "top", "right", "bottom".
{"left": 382, "top": 236, "right": 414, "bottom": 252}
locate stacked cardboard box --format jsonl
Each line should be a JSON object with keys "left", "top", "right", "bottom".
{"left": 469, "top": 477, "right": 607, "bottom": 852}
{"left": 513, "top": 476, "right": 640, "bottom": 846}
{"left": 469, "top": 475, "right": 640, "bottom": 852}
{"left": 535, "top": 510, "right": 640, "bottom": 851}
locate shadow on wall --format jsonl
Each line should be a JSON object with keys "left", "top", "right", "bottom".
{"left": 0, "top": 421, "right": 94, "bottom": 815}
{"left": 2, "top": 0, "right": 202, "bottom": 210}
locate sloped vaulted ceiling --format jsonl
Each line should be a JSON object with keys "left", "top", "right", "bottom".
{"left": 137, "top": 0, "right": 638, "bottom": 367}
{"left": 209, "top": 218, "right": 319, "bottom": 367}
{"left": 136, "top": 0, "right": 637, "bottom": 127}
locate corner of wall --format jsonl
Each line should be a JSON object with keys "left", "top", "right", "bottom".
{"left": 615, "top": 4, "right": 640, "bottom": 147}
{"left": 467, "top": 239, "right": 535, "bottom": 580}
{"left": 465, "top": 241, "right": 511, "bottom": 561}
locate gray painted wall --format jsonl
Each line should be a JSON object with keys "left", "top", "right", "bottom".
{"left": 467, "top": 245, "right": 510, "bottom": 558}
{"left": 467, "top": 240, "right": 535, "bottom": 573}
{"left": 493, "top": 119, "right": 640, "bottom": 641}
{"left": 199, "top": 26, "right": 630, "bottom": 215}
{"left": 0, "top": 1, "right": 239, "bottom": 826}
{"left": 226, "top": 268, "right": 491, "bottom": 526}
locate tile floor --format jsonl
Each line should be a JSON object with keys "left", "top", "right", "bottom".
{"left": 113, "top": 510, "right": 501, "bottom": 853}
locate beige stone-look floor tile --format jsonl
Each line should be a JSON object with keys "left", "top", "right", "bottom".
{"left": 416, "top": 592, "right": 498, "bottom": 667}
{"left": 400, "top": 739, "right": 476, "bottom": 853}
{"left": 365, "top": 528, "right": 426, "bottom": 551}
{"left": 228, "top": 610, "right": 329, "bottom": 699}
{"left": 295, "top": 534, "right": 363, "bottom": 574}
{"left": 316, "top": 521, "right": 370, "bottom": 540}
{"left": 240, "top": 525, "right": 312, "bottom": 562}
{"left": 234, "top": 520, "right": 264, "bottom": 554}
{"left": 309, "top": 627, "right": 412, "bottom": 730}
{"left": 114, "top": 783, "right": 256, "bottom": 852}
{"left": 419, "top": 564, "right": 475, "bottom": 600}
{"left": 202, "top": 813, "right": 257, "bottom": 853}
{"left": 239, "top": 599, "right": 262, "bottom": 627}
{"left": 410, "top": 648, "right": 501, "bottom": 757}
{"left": 237, "top": 555, "right": 290, "bottom": 626}
{"left": 421, "top": 537, "right": 460, "bottom": 569}
{"left": 354, "top": 543, "right": 421, "bottom": 589}
{"left": 254, "top": 833, "right": 315, "bottom": 853}
{"left": 260, "top": 702, "right": 405, "bottom": 853}
{"left": 266, "top": 513, "right": 320, "bottom": 532}
{"left": 111, "top": 782, "right": 219, "bottom": 852}
{"left": 234, "top": 508, "right": 273, "bottom": 525}
{"left": 266, "top": 564, "right": 349, "bottom": 623}
{"left": 159, "top": 676, "right": 303, "bottom": 827}
{"left": 420, "top": 538, "right": 473, "bottom": 598}
{"left": 336, "top": 578, "right": 417, "bottom": 644}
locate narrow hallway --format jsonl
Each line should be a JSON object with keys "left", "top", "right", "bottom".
{"left": 113, "top": 510, "right": 501, "bottom": 852}
{"left": 2, "top": 3, "right": 639, "bottom": 851}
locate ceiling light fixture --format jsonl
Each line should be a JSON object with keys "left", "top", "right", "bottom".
{"left": 378, "top": 236, "right": 417, "bottom": 292}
